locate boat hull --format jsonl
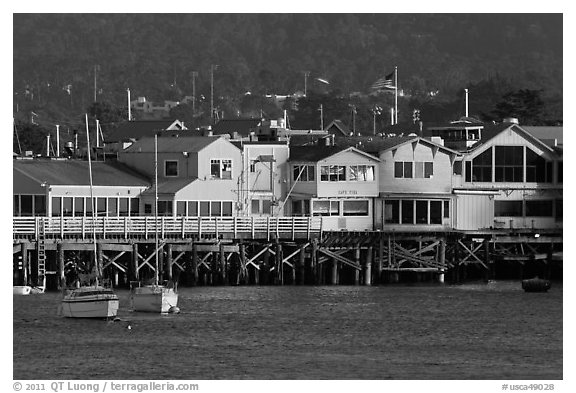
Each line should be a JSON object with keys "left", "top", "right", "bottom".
{"left": 522, "top": 277, "right": 551, "bottom": 293}
{"left": 61, "top": 286, "right": 119, "bottom": 318}
{"left": 132, "top": 286, "right": 178, "bottom": 313}
{"left": 13, "top": 286, "right": 31, "bottom": 295}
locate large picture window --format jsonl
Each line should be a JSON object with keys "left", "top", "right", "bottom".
{"left": 394, "top": 162, "right": 413, "bottom": 178}
{"left": 312, "top": 200, "right": 340, "bottom": 216}
{"left": 414, "top": 162, "right": 434, "bottom": 178}
{"left": 495, "top": 146, "right": 523, "bottom": 182}
{"left": 525, "top": 200, "right": 553, "bottom": 217}
{"left": 343, "top": 200, "right": 369, "bottom": 216}
{"left": 526, "top": 148, "right": 552, "bottom": 183}
{"left": 472, "top": 148, "right": 493, "bottom": 182}
{"left": 349, "top": 165, "right": 375, "bottom": 181}
{"left": 384, "top": 200, "right": 400, "bottom": 224}
{"left": 495, "top": 201, "right": 523, "bottom": 217}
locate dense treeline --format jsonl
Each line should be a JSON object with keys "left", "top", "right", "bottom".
{"left": 13, "top": 14, "right": 562, "bottom": 143}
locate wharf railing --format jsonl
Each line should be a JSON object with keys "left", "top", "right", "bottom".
{"left": 13, "top": 216, "right": 323, "bottom": 241}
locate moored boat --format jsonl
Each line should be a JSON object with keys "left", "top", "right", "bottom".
{"left": 61, "top": 285, "right": 119, "bottom": 318}
{"left": 131, "top": 282, "right": 178, "bottom": 313}
{"left": 13, "top": 286, "right": 31, "bottom": 295}
{"left": 522, "top": 277, "right": 551, "bottom": 292}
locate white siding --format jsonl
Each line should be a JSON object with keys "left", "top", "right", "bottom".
{"left": 454, "top": 194, "right": 494, "bottom": 230}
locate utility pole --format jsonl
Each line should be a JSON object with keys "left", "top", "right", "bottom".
{"left": 93, "top": 65, "right": 100, "bottom": 103}
{"left": 211, "top": 64, "right": 218, "bottom": 124}
{"left": 304, "top": 71, "right": 310, "bottom": 97}
{"left": 319, "top": 104, "right": 324, "bottom": 130}
{"left": 192, "top": 71, "right": 198, "bottom": 115}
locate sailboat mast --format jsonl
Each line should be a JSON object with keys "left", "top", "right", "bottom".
{"left": 85, "top": 114, "right": 98, "bottom": 285}
{"left": 154, "top": 134, "right": 159, "bottom": 285}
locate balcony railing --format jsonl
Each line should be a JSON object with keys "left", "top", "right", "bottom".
{"left": 13, "top": 216, "right": 323, "bottom": 241}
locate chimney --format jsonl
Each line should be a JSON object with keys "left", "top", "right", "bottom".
{"left": 503, "top": 117, "right": 519, "bottom": 124}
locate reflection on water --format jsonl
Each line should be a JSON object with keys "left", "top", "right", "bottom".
{"left": 13, "top": 281, "right": 562, "bottom": 380}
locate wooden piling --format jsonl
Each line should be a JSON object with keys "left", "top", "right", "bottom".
{"left": 239, "top": 242, "right": 247, "bottom": 285}
{"left": 96, "top": 242, "right": 103, "bottom": 279}
{"left": 438, "top": 239, "right": 446, "bottom": 283}
{"left": 166, "top": 243, "right": 173, "bottom": 282}
{"left": 276, "top": 241, "right": 283, "bottom": 285}
{"left": 354, "top": 245, "right": 360, "bottom": 285}
{"left": 191, "top": 244, "right": 199, "bottom": 286}
{"left": 219, "top": 242, "right": 226, "bottom": 285}
{"left": 364, "top": 246, "right": 373, "bottom": 286}
{"left": 131, "top": 243, "right": 139, "bottom": 281}
{"left": 21, "top": 243, "right": 29, "bottom": 286}
{"left": 311, "top": 240, "right": 318, "bottom": 285}
{"left": 297, "top": 245, "right": 306, "bottom": 285}
{"left": 57, "top": 242, "right": 65, "bottom": 289}
{"left": 331, "top": 257, "right": 338, "bottom": 285}
{"left": 377, "top": 236, "right": 384, "bottom": 284}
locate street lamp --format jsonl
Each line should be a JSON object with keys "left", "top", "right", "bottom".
{"left": 372, "top": 105, "right": 382, "bottom": 135}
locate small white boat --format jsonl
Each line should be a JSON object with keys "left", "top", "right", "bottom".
{"left": 13, "top": 286, "right": 31, "bottom": 295}
{"left": 61, "top": 286, "right": 119, "bottom": 318}
{"left": 131, "top": 282, "right": 178, "bottom": 313}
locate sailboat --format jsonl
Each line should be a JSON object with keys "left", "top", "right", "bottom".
{"left": 61, "top": 114, "right": 119, "bottom": 318}
{"left": 131, "top": 134, "right": 179, "bottom": 314}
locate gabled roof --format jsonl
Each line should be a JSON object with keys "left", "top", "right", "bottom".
{"left": 122, "top": 136, "right": 231, "bottom": 154}
{"left": 329, "top": 135, "right": 460, "bottom": 157}
{"left": 325, "top": 120, "right": 350, "bottom": 136}
{"left": 140, "top": 178, "right": 198, "bottom": 195}
{"left": 106, "top": 120, "right": 186, "bottom": 142}
{"left": 289, "top": 145, "right": 379, "bottom": 162}
{"left": 211, "top": 118, "right": 262, "bottom": 136}
{"left": 13, "top": 159, "right": 149, "bottom": 187}
{"left": 469, "top": 122, "right": 557, "bottom": 154}
{"left": 523, "top": 126, "right": 563, "bottom": 146}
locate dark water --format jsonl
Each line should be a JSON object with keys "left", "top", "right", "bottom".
{"left": 13, "top": 281, "right": 562, "bottom": 380}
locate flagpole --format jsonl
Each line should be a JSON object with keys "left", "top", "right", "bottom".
{"left": 394, "top": 66, "right": 398, "bottom": 125}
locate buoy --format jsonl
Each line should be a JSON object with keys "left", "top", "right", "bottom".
{"left": 168, "top": 306, "right": 180, "bottom": 314}
{"left": 127, "top": 324, "right": 132, "bottom": 330}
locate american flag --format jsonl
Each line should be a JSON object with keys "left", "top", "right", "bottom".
{"left": 370, "top": 71, "right": 395, "bottom": 91}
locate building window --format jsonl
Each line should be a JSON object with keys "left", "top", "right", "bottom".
{"left": 430, "top": 200, "right": 442, "bottom": 224}
{"left": 349, "top": 165, "right": 375, "bottom": 181}
{"left": 320, "top": 165, "right": 346, "bottom": 182}
{"left": 108, "top": 198, "right": 118, "bottom": 216}
{"left": 472, "top": 148, "right": 493, "bottom": 182}
{"left": 414, "top": 162, "right": 433, "bottom": 178}
{"left": 443, "top": 200, "right": 450, "bottom": 219}
{"left": 176, "top": 201, "right": 186, "bottom": 216}
{"left": 119, "top": 198, "right": 129, "bottom": 216}
{"left": 157, "top": 201, "right": 172, "bottom": 216}
{"left": 165, "top": 160, "right": 179, "bottom": 177}
{"left": 13, "top": 195, "right": 19, "bottom": 216}
{"left": 293, "top": 165, "right": 315, "bottom": 182}
{"left": 222, "top": 201, "right": 233, "bottom": 217}
{"left": 525, "top": 200, "right": 553, "bottom": 217}
{"left": 262, "top": 200, "right": 272, "bottom": 215}
{"left": 343, "top": 200, "right": 369, "bottom": 216}
{"left": 465, "top": 161, "right": 472, "bottom": 182}
{"left": 20, "top": 195, "right": 33, "bottom": 216}
{"left": 96, "top": 198, "right": 107, "bottom": 216}
{"left": 250, "top": 160, "right": 256, "bottom": 173}
{"left": 558, "top": 162, "right": 563, "bottom": 183}
{"left": 211, "top": 159, "right": 233, "bottom": 179}
{"left": 130, "top": 198, "right": 140, "bottom": 216}
{"left": 394, "top": 162, "right": 413, "bottom": 178}
{"left": 200, "top": 201, "right": 210, "bottom": 216}
{"left": 401, "top": 200, "right": 414, "bottom": 224}
{"left": 453, "top": 161, "right": 462, "bottom": 175}
{"left": 384, "top": 200, "right": 400, "bottom": 224}
{"left": 292, "top": 200, "right": 311, "bottom": 216}
{"left": 251, "top": 200, "right": 260, "bottom": 215}
{"left": 312, "top": 200, "right": 339, "bottom": 216}
{"left": 495, "top": 201, "right": 523, "bottom": 217}
{"left": 188, "top": 201, "right": 198, "bottom": 216}
{"left": 416, "top": 200, "right": 428, "bottom": 224}
{"left": 51, "top": 197, "right": 61, "bottom": 217}
{"left": 144, "top": 203, "right": 152, "bottom": 214}
{"left": 495, "top": 146, "right": 523, "bottom": 182}
{"left": 526, "top": 148, "right": 552, "bottom": 183}
{"left": 555, "top": 199, "right": 562, "bottom": 222}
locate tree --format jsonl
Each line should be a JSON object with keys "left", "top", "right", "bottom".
{"left": 492, "top": 89, "right": 546, "bottom": 125}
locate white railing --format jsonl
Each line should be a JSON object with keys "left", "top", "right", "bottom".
{"left": 13, "top": 216, "right": 323, "bottom": 240}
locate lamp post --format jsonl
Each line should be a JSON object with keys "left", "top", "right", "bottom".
{"left": 372, "top": 105, "right": 382, "bottom": 135}
{"left": 303, "top": 71, "right": 310, "bottom": 97}
{"left": 211, "top": 64, "right": 218, "bottom": 124}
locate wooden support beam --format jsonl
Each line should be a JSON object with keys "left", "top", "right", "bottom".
{"left": 311, "top": 239, "right": 318, "bottom": 285}
{"left": 172, "top": 251, "right": 186, "bottom": 272}
{"left": 131, "top": 243, "right": 139, "bottom": 281}
{"left": 192, "top": 244, "right": 199, "bottom": 285}
{"left": 220, "top": 242, "right": 226, "bottom": 285}
{"left": 457, "top": 240, "right": 486, "bottom": 267}
{"left": 354, "top": 245, "right": 360, "bottom": 285}
{"left": 100, "top": 243, "right": 133, "bottom": 252}
{"left": 166, "top": 243, "right": 173, "bottom": 281}
{"left": 102, "top": 251, "right": 127, "bottom": 273}
{"left": 57, "top": 242, "right": 65, "bottom": 290}
{"left": 318, "top": 247, "right": 361, "bottom": 270}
